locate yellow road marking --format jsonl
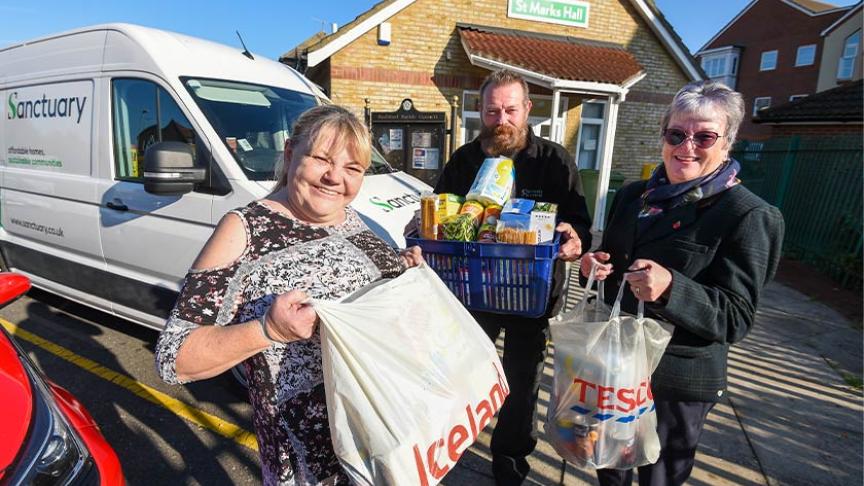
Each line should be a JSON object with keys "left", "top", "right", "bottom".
{"left": 0, "top": 318, "right": 258, "bottom": 452}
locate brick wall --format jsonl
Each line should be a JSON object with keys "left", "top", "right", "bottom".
{"left": 704, "top": 0, "right": 848, "bottom": 141}
{"left": 315, "top": 0, "right": 691, "bottom": 183}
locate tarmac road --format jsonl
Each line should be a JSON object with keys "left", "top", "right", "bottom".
{"left": 0, "top": 289, "right": 260, "bottom": 486}
{"left": 2, "top": 276, "right": 861, "bottom": 486}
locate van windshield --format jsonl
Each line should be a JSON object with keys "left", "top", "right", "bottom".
{"left": 183, "top": 78, "right": 394, "bottom": 180}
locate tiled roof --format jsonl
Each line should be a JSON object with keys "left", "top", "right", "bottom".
{"left": 788, "top": 0, "right": 843, "bottom": 13}
{"left": 458, "top": 25, "right": 644, "bottom": 86}
{"left": 754, "top": 80, "right": 863, "bottom": 123}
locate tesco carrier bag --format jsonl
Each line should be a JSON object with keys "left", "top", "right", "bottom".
{"left": 545, "top": 267, "right": 672, "bottom": 469}
{"left": 314, "top": 264, "right": 508, "bottom": 486}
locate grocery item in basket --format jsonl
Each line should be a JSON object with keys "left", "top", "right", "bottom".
{"left": 502, "top": 198, "right": 535, "bottom": 214}
{"left": 437, "top": 193, "right": 464, "bottom": 226}
{"left": 459, "top": 200, "right": 485, "bottom": 226}
{"left": 496, "top": 213, "right": 537, "bottom": 244}
{"left": 481, "top": 204, "right": 503, "bottom": 226}
{"left": 530, "top": 209, "right": 557, "bottom": 243}
{"left": 419, "top": 192, "right": 439, "bottom": 240}
{"left": 496, "top": 226, "right": 538, "bottom": 244}
{"left": 533, "top": 202, "right": 558, "bottom": 213}
{"left": 441, "top": 213, "right": 478, "bottom": 241}
{"left": 466, "top": 157, "right": 515, "bottom": 206}
{"left": 477, "top": 223, "right": 497, "bottom": 243}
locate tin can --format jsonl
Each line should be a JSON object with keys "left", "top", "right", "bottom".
{"left": 420, "top": 192, "right": 439, "bottom": 240}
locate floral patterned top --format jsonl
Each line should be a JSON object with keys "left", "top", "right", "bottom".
{"left": 155, "top": 201, "right": 405, "bottom": 485}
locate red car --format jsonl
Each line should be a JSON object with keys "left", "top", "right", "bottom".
{"left": 0, "top": 273, "right": 123, "bottom": 485}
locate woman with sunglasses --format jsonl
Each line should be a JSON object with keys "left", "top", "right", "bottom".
{"left": 581, "top": 80, "right": 784, "bottom": 486}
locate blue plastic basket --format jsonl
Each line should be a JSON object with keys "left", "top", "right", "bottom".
{"left": 405, "top": 233, "right": 560, "bottom": 317}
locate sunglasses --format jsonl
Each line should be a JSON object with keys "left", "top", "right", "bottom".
{"left": 662, "top": 128, "right": 724, "bottom": 149}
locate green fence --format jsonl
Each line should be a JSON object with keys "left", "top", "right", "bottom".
{"left": 731, "top": 135, "right": 863, "bottom": 290}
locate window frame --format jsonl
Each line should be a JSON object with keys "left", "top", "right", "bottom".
{"left": 753, "top": 96, "right": 772, "bottom": 116}
{"left": 837, "top": 30, "right": 861, "bottom": 80}
{"left": 760, "top": 50, "right": 778, "bottom": 71}
{"left": 794, "top": 44, "right": 816, "bottom": 67}
{"left": 574, "top": 99, "right": 607, "bottom": 170}
{"left": 789, "top": 94, "right": 808, "bottom": 102}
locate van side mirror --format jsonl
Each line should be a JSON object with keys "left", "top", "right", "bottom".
{"left": 143, "top": 142, "right": 207, "bottom": 195}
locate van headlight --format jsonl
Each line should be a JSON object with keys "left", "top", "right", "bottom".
{"left": 6, "top": 351, "right": 92, "bottom": 485}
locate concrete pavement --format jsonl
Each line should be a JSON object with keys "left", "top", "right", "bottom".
{"left": 442, "top": 274, "right": 863, "bottom": 485}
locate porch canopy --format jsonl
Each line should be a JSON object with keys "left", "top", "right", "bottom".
{"left": 458, "top": 24, "right": 646, "bottom": 229}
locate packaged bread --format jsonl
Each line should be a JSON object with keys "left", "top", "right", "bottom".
{"left": 466, "top": 157, "right": 515, "bottom": 206}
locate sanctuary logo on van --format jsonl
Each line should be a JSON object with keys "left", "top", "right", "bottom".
{"left": 7, "top": 91, "right": 88, "bottom": 124}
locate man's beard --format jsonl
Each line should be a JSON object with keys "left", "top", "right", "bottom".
{"left": 479, "top": 123, "right": 529, "bottom": 157}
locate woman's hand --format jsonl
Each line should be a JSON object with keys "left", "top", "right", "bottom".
{"left": 580, "top": 251, "right": 613, "bottom": 280}
{"left": 400, "top": 246, "right": 424, "bottom": 268}
{"left": 624, "top": 259, "right": 672, "bottom": 302}
{"left": 266, "top": 290, "right": 318, "bottom": 342}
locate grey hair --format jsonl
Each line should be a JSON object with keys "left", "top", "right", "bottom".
{"left": 274, "top": 105, "right": 371, "bottom": 189}
{"left": 661, "top": 80, "right": 745, "bottom": 148}
{"left": 479, "top": 69, "right": 531, "bottom": 104}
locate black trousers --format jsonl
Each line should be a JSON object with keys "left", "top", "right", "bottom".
{"left": 472, "top": 311, "right": 549, "bottom": 484}
{"left": 596, "top": 400, "right": 716, "bottom": 486}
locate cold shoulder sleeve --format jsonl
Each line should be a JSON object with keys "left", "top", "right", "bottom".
{"left": 155, "top": 262, "right": 241, "bottom": 384}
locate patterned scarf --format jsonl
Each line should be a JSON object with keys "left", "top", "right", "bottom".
{"left": 637, "top": 158, "right": 741, "bottom": 235}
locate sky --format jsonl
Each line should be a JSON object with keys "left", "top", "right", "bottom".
{"left": 0, "top": 0, "right": 860, "bottom": 60}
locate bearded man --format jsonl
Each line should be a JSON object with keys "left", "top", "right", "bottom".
{"left": 434, "top": 69, "right": 592, "bottom": 484}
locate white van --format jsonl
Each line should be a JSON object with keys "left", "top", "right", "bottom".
{"left": 0, "top": 23, "right": 429, "bottom": 330}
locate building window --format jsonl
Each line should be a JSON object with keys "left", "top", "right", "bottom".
{"left": 760, "top": 50, "right": 778, "bottom": 71}
{"left": 789, "top": 94, "right": 808, "bottom": 102}
{"left": 461, "top": 91, "right": 482, "bottom": 145}
{"left": 795, "top": 44, "right": 816, "bottom": 66}
{"left": 753, "top": 97, "right": 771, "bottom": 116}
{"left": 702, "top": 56, "right": 727, "bottom": 77}
{"left": 575, "top": 100, "right": 606, "bottom": 170}
{"left": 699, "top": 49, "right": 740, "bottom": 88}
{"left": 837, "top": 30, "right": 861, "bottom": 80}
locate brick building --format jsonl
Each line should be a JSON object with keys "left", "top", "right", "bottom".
{"left": 695, "top": 0, "right": 853, "bottom": 141}
{"left": 817, "top": 2, "right": 863, "bottom": 91}
{"left": 281, "top": 0, "right": 702, "bottom": 228}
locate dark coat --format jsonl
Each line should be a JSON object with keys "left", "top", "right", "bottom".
{"left": 435, "top": 130, "right": 592, "bottom": 317}
{"left": 597, "top": 180, "right": 784, "bottom": 402}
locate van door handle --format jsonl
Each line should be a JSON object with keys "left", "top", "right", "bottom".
{"left": 106, "top": 201, "right": 129, "bottom": 212}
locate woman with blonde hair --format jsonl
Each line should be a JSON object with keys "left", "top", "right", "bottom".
{"left": 156, "top": 105, "right": 421, "bottom": 485}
